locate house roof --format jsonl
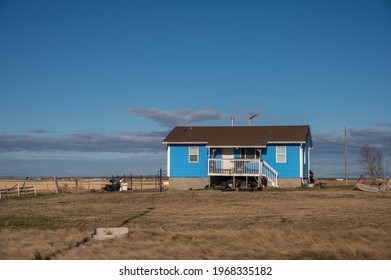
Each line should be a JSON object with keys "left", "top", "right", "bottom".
{"left": 162, "top": 125, "right": 312, "bottom": 147}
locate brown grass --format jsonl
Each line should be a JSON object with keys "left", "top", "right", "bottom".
{"left": 0, "top": 187, "right": 390, "bottom": 260}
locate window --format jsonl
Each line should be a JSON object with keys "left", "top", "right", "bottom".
{"left": 240, "top": 148, "right": 260, "bottom": 159}
{"left": 276, "top": 146, "right": 286, "bottom": 163}
{"left": 189, "top": 146, "right": 199, "bottom": 163}
{"left": 245, "top": 148, "right": 256, "bottom": 159}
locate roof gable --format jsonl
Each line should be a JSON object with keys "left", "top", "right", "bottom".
{"left": 162, "top": 125, "right": 312, "bottom": 147}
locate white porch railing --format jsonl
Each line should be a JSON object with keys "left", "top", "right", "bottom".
{"left": 208, "top": 159, "right": 278, "bottom": 186}
{"left": 261, "top": 160, "right": 278, "bottom": 187}
{"left": 208, "top": 159, "right": 260, "bottom": 176}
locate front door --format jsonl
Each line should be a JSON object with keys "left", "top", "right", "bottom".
{"left": 222, "top": 148, "right": 234, "bottom": 173}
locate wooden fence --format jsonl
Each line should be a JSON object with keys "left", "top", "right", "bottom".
{"left": 0, "top": 183, "right": 37, "bottom": 198}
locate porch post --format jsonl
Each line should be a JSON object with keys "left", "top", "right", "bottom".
{"left": 308, "top": 148, "right": 311, "bottom": 181}
{"left": 259, "top": 159, "right": 262, "bottom": 188}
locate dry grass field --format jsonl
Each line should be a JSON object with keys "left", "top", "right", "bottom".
{"left": 0, "top": 183, "right": 390, "bottom": 260}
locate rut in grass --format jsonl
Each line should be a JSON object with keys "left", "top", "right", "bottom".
{"left": 33, "top": 207, "right": 155, "bottom": 260}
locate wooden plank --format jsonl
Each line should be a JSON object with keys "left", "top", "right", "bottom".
{"left": 0, "top": 185, "right": 37, "bottom": 198}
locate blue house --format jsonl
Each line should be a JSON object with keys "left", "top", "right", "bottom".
{"left": 162, "top": 125, "right": 313, "bottom": 189}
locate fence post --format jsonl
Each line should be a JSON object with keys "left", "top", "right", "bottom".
{"left": 159, "top": 169, "right": 163, "bottom": 192}
{"left": 17, "top": 184, "right": 20, "bottom": 197}
{"left": 130, "top": 174, "right": 133, "bottom": 190}
{"left": 54, "top": 177, "right": 59, "bottom": 194}
{"left": 140, "top": 175, "right": 143, "bottom": 190}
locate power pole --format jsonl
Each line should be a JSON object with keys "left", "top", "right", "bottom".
{"left": 344, "top": 127, "right": 348, "bottom": 185}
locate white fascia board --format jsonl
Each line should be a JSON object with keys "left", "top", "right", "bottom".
{"left": 267, "top": 141, "right": 306, "bottom": 145}
{"left": 206, "top": 145, "right": 267, "bottom": 148}
{"left": 162, "top": 142, "right": 208, "bottom": 145}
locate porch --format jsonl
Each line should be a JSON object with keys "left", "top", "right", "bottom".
{"left": 208, "top": 158, "right": 278, "bottom": 187}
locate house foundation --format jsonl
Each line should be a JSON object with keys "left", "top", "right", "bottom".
{"left": 168, "top": 177, "right": 209, "bottom": 190}
{"left": 169, "top": 177, "right": 302, "bottom": 190}
{"left": 277, "top": 178, "right": 302, "bottom": 188}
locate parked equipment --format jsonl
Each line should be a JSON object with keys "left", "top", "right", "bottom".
{"left": 102, "top": 176, "right": 121, "bottom": 192}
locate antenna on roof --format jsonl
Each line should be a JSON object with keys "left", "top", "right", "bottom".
{"left": 231, "top": 116, "right": 235, "bottom": 126}
{"left": 248, "top": 114, "right": 258, "bottom": 126}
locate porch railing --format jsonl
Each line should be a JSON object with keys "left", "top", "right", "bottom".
{"left": 208, "top": 159, "right": 259, "bottom": 176}
{"left": 261, "top": 160, "right": 278, "bottom": 187}
{"left": 208, "top": 159, "right": 278, "bottom": 186}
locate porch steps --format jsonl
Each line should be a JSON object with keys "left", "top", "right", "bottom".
{"left": 261, "top": 160, "right": 278, "bottom": 187}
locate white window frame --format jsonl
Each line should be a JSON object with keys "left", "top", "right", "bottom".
{"left": 189, "top": 146, "right": 199, "bottom": 163}
{"left": 276, "top": 146, "right": 286, "bottom": 163}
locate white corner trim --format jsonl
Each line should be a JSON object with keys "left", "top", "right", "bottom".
{"left": 167, "top": 146, "right": 170, "bottom": 177}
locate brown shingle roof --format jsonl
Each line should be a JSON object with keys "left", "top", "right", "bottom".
{"left": 162, "top": 125, "right": 312, "bottom": 147}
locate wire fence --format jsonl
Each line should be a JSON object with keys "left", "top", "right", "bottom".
{"left": 1, "top": 170, "right": 168, "bottom": 195}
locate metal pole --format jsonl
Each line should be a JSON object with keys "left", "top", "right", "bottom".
{"left": 248, "top": 114, "right": 258, "bottom": 126}
{"left": 159, "top": 169, "right": 163, "bottom": 192}
{"left": 344, "top": 127, "right": 348, "bottom": 185}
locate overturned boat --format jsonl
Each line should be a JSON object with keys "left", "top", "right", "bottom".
{"left": 353, "top": 176, "right": 391, "bottom": 193}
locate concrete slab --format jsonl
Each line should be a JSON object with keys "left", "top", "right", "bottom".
{"left": 91, "top": 227, "right": 129, "bottom": 240}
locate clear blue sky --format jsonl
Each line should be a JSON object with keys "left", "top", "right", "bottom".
{"left": 1, "top": 0, "right": 390, "bottom": 178}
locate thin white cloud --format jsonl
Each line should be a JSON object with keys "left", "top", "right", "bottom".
{"left": 28, "top": 128, "right": 51, "bottom": 134}
{"left": 0, "top": 131, "right": 168, "bottom": 153}
{"left": 128, "top": 108, "right": 229, "bottom": 127}
{"left": 348, "top": 128, "right": 391, "bottom": 149}
{"left": 373, "top": 122, "right": 391, "bottom": 128}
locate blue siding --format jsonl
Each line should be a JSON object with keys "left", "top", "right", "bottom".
{"left": 170, "top": 144, "right": 208, "bottom": 177}
{"left": 262, "top": 144, "right": 301, "bottom": 178}
{"left": 234, "top": 148, "right": 241, "bottom": 159}
{"left": 168, "top": 143, "right": 309, "bottom": 179}
{"left": 214, "top": 148, "right": 222, "bottom": 159}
